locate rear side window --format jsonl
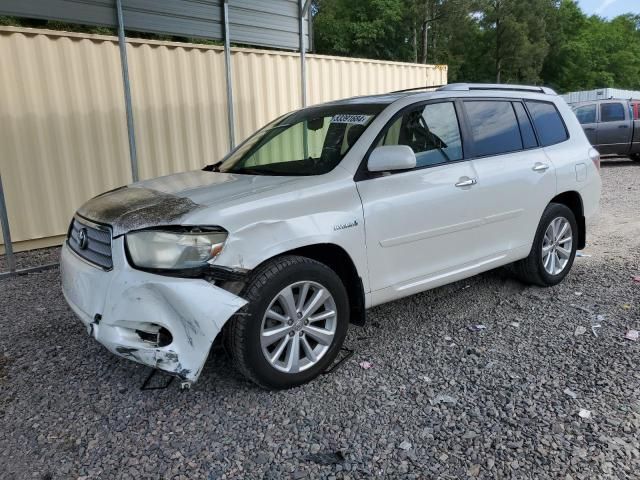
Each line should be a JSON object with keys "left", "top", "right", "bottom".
{"left": 526, "top": 101, "right": 568, "bottom": 146}
{"left": 464, "top": 101, "right": 522, "bottom": 156}
{"left": 573, "top": 104, "right": 596, "bottom": 124}
{"left": 513, "top": 102, "right": 538, "bottom": 149}
{"left": 600, "top": 102, "right": 626, "bottom": 122}
{"left": 632, "top": 102, "right": 640, "bottom": 120}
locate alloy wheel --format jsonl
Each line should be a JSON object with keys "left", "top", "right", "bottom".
{"left": 542, "top": 216, "right": 573, "bottom": 275}
{"left": 260, "top": 281, "right": 337, "bottom": 373}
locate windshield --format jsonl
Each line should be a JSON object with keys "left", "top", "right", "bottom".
{"left": 216, "top": 104, "right": 384, "bottom": 176}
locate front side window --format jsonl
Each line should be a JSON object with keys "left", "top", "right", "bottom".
{"left": 464, "top": 101, "right": 522, "bottom": 156}
{"left": 573, "top": 104, "right": 596, "bottom": 124}
{"left": 378, "top": 102, "right": 463, "bottom": 168}
{"left": 218, "top": 105, "right": 384, "bottom": 176}
{"left": 600, "top": 102, "right": 625, "bottom": 123}
{"left": 526, "top": 101, "right": 568, "bottom": 146}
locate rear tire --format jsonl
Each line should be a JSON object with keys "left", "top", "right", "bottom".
{"left": 508, "top": 203, "right": 578, "bottom": 287}
{"left": 631, "top": 154, "right": 640, "bottom": 162}
{"left": 224, "top": 255, "right": 349, "bottom": 390}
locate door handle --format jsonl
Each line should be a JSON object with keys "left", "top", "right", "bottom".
{"left": 618, "top": 125, "right": 629, "bottom": 129}
{"left": 584, "top": 127, "right": 596, "bottom": 131}
{"left": 532, "top": 162, "right": 550, "bottom": 172}
{"left": 455, "top": 177, "right": 477, "bottom": 188}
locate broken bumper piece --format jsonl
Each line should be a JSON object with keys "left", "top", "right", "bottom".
{"left": 60, "top": 239, "right": 247, "bottom": 382}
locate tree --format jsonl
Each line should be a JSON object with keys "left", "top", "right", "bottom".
{"left": 411, "top": 0, "right": 473, "bottom": 64}
{"left": 473, "top": 0, "right": 554, "bottom": 83}
{"left": 312, "top": 0, "right": 640, "bottom": 92}
{"left": 313, "top": 0, "right": 414, "bottom": 61}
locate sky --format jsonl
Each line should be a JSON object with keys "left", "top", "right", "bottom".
{"left": 577, "top": 0, "right": 640, "bottom": 18}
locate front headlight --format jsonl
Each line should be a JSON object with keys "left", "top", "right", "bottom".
{"left": 126, "top": 228, "right": 227, "bottom": 270}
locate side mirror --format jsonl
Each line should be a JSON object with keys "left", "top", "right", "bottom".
{"left": 367, "top": 145, "right": 416, "bottom": 172}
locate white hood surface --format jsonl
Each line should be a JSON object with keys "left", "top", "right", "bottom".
{"left": 76, "top": 170, "right": 301, "bottom": 236}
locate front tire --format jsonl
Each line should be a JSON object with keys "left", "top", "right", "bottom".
{"left": 508, "top": 203, "right": 578, "bottom": 287}
{"left": 224, "top": 255, "right": 349, "bottom": 389}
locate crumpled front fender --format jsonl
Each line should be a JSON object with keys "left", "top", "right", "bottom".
{"left": 61, "top": 242, "right": 247, "bottom": 382}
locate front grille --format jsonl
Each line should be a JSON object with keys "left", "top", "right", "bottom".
{"left": 67, "top": 217, "right": 113, "bottom": 269}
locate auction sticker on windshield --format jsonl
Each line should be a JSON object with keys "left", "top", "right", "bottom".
{"left": 330, "top": 114, "right": 372, "bottom": 124}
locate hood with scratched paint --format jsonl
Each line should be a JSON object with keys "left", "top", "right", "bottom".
{"left": 136, "top": 170, "right": 301, "bottom": 205}
{"left": 77, "top": 170, "right": 302, "bottom": 236}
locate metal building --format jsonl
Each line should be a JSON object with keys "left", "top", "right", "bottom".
{"left": 562, "top": 88, "right": 640, "bottom": 104}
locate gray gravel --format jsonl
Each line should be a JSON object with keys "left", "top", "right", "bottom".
{"left": 1, "top": 158, "right": 639, "bottom": 479}
{"left": 0, "top": 245, "right": 60, "bottom": 273}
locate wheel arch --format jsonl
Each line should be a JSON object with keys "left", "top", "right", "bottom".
{"left": 550, "top": 191, "right": 585, "bottom": 249}
{"left": 262, "top": 243, "right": 367, "bottom": 327}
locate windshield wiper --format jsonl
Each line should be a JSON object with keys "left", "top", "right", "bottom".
{"left": 229, "top": 168, "right": 283, "bottom": 176}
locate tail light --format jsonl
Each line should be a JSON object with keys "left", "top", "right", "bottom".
{"left": 588, "top": 147, "right": 601, "bottom": 171}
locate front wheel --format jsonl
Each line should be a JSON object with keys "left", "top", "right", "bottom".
{"left": 508, "top": 203, "right": 578, "bottom": 287}
{"left": 224, "top": 255, "right": 349, "bottom": 389}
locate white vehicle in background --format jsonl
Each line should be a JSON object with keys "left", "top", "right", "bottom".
{"left": 61, "top": 83, "right": 601, "bottom": 389}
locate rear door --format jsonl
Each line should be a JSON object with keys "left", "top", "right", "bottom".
{"left": 461, "top": 99, "right": 558, "bottom": 256}
{"left": 573, "top": 103, "right": 597, "bottom": 145}
{"left": 597, "top": 101, "right": 632, "bottom": 154}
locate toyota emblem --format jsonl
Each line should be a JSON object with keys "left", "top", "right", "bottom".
{"left": 78, "top": 228, "right": 89, "bottom": 250}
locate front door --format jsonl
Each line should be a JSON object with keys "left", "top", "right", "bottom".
{"left": 356, "top": 101, "right": 481, "bottom": 296}
{"left": 573, "top": 103, "right": 597, "bottom": 145}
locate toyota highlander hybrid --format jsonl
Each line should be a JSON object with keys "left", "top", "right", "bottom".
{"left": 60, "top": 83, "right": 602, "bottom": 389}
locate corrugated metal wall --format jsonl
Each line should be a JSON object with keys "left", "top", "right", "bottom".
{"left": 0, "top": 0, "right": 309, "bottom": 51}
{"left": 0, "top": 27, "right": 447, "bottom": 252}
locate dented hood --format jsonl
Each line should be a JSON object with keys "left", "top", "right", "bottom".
{"left": 77, "top": 170, "right": 301, "bottom": 236}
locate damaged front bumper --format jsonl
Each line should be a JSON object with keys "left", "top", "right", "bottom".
{"left": 60, "top": 238, "right": 247, "bottom": 382}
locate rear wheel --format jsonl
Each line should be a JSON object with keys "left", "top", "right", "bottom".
{"left": 224, "top": 255, "right": 349, "bottom": 389}
{"left": 508, "top": 203, "right": 577, "bottom": 287}
{"left": 631, "top": 154, "right": 640, "bottom": 162}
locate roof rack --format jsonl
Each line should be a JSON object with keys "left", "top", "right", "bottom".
{"left": 438, "top": 83, "right": 557, "bottom": 95}
{"left": 391, "top": 84, "right": 447, "bottom": 93}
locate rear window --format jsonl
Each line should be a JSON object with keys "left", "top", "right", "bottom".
{"left": 526, "top": 101, "right": 568, "bottom": 146}
{"left": 573, "top": 104, "right": 596, "bottom": 124}
{"left": 464, "top": 101, "right": 522, "bottom": 156}
{"left": 600, "top": 102, "right": 626, "bottom": 122}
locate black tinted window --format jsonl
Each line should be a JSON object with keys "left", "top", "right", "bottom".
{"left": 573, "top": 104, "right": 596, "bottom": 124}
{"left": 465, "top": 101, "right": 522, "bottom": 156}
{"left": 380, "top": 102, "right": 463, "bottom": 168}
{"left": 513, "top": 102, "right": 538, "bottom": 149}
{"left": 600, "top": 103, "right": 625, "bottom": 122}
{"left": 526, "top": 101, "right": 568, "bottom": 146}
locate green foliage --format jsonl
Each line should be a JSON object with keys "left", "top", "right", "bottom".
{"left": 313, "top": 0, "right": 415, "bottom": 61}
{"left": 313, "top": 0, "right": 640, "bottom": 92}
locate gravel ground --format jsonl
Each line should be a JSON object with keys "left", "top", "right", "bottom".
{"left": 1, "top": 159, "right": 639, "bottom": 479}
{"left": 0, "top": 245, "right": 60, "bottom": 273}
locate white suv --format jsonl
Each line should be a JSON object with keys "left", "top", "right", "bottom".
{"left": 60, "top": 84, "right": 601, "bottom": 389}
